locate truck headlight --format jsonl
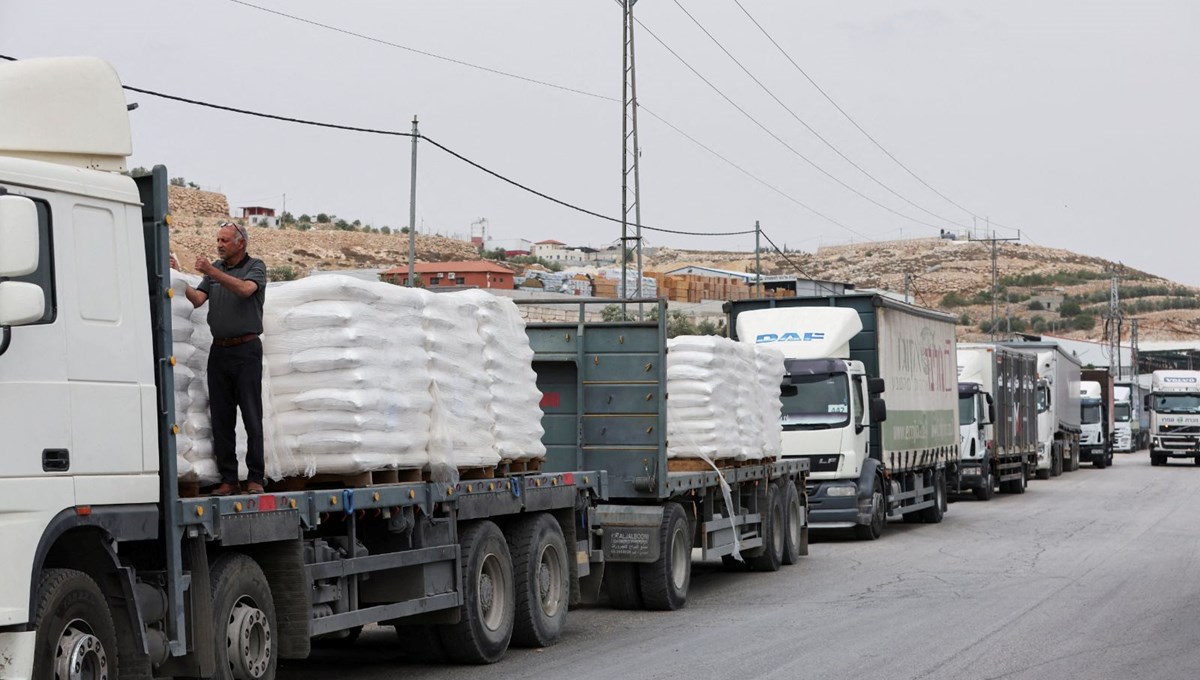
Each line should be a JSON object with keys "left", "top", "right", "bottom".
{"left": 826, "top": 485, "right": 857, "bottom": 497}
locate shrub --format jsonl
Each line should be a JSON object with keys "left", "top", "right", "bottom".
{"left": 1059, "top": 298, "right": 1082, "bottom": 317}
{"left": 267, "top": 265, "right": 298, "bottom": 282}
{"left": 1072, "top": 313, "right": 1096, "bottom": 331}
{"left": 316, "top": 213, "right": 330, "bottom": 224}
{"left": 380, "top": 226, "right": 391, "bottom": 234}
{"left": 1027, "top": 300, "right": 1044, "bottom": 311}
{"left": 941, "top": 291, "right": 968, "bottom": 308}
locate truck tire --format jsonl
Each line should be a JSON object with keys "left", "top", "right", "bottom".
{"left": 781, "top": 480, "right": 805, "bottom": 565}
{"left": 749, "top": 484, "right": 785, "bottom": 572}
{"left": 603, "top": 563, "right": 643, "bottom": 610}
{"left": 638, "top": 502, "right": 692, "bottom": 610}
{"left": 1094, "top": 452, "right": 1107, "bottom": 469}
{"left": 1036, "top": 463, "right": 1051, "bottom": 481}
{"left": 32, "top": 568, "right": 119, "bottom": 680}
{"left": 974, "top": 463, "right": 995, "bottom": 501}
{"left": 920, "top": 471, "right": 946, "bottom": 523}
{"left": 1150, "top": 452, "right": 1165, "bottom": 466}
{"left": 439, "top": 520, "right": 515, "bottom": 663}
{"left": 210, "top": 553, "right": 277, "bottom": 680}
{"left": 507, "top": 514, "right": 569, "bottom": 648}
{"left": 1051, "top": 447, "right": 1063, "bottom": 477}
{"left": 393, "top": 625, "right": 447, "bottom": 663}
{"left": 854, "top": 477, "right": 885, "bottom": 541}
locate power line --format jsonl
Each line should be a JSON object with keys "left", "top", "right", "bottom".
{"left": 207, "top": 6, "right": 882, "bottom": 242}
{"left": 671, "top": 0, "right": 968, "bottom": 232}
{"left": 227, "top": 0, "right": 617, "bottom": 104}
{"left": 758, "top": 228, "right": 839, "bottom": 295}
{"left": 729, "top": 0, "right": 988, "bottom": 227}
{"left": 633, "top": 17, "right": 948, "bottom": 234}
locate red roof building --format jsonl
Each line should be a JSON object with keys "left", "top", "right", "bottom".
{"left": 381, "top": 260, "right": 515, "bottom": 289}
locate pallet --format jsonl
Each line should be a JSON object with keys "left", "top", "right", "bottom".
{"left": 494, "top": 458, "right": 544, "bottom": 477}
{"left": 266, "top": 468, "right": 426, "bottom": 492}
{"left": 178, "top": 481, "right": 201, "bottom": 499}
{"left": 667, "top": 457, "right": 742, "bottom": 473}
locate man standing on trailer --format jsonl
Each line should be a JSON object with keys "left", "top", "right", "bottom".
{"left": 179, "top": 221, "right": 269, "bottom": 495}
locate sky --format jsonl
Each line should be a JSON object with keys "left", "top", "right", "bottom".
{"left": 3, "top": 1, "right": 1198, "bottom": 284}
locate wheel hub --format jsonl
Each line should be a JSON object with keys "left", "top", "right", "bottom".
{"left": 56, "top": 621, "right": 108, "bottom": 680}
{"left": 537, "top": 544, "right": 563, "bottom": 617}
{"left": 227, "top": 599, "right": 271, "bottom": 679}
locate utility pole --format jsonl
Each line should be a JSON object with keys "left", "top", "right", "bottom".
{"left": 620, "top": 0, "right": 644, "bottom": 306}
{"left": 1106, "top": 267, "right": 1123, "bottom": 377}
{"left": 903, "top": 272, "right": 910, "bottom": 303}
{"left": 408, "top": 116, "right": 419, "bottom": 287}
{"left": 755, "top": 220, "right": 762, "bottom": 298}
{"left": 969, "top": 229, "right": 1020, "bottom": 341}
{"left": 1131, "top": 317, "right": 1140, "bottom": 383}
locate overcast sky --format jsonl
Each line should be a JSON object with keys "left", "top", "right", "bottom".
{"left": 3, "top": 1, "right": 1198, "bottom": 283}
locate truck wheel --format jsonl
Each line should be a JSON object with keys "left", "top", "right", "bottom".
{"left": 853, "top": 477, "right": 885, "bottom": 541}
{"left": 781, "top": 480, "right": 805, "bottom": 565}
{"left": 210, "top": 553, "right": 277, "bottom": 680}
{"left": 439, "top": 520, "right": 515, "bottom": 663}
{"left": 749, "top": 484, "right": 785, "bottom": 572}
{"left": 1051, "top": 447, "right": 1063, "bottom": 477}
{"left": 1094, "top": 453, "right": 1107, "bottom": 469}
{"left": 508, "top": 514, "right": 569, "bottom": 648}
{"left": 32, "top": 569, "right": 119, "bottom": 680}
{"left": 603, "top": 563, "right": 643, "bottom": 610}
{"left": 920, "top": 472, "right": 946, "bottom": 523}
{"left": 974, "top": 464, "right": 995, "bottom": 501}
{"left": 1013, "top": 466, "right": 1027, "bottom": 493}
{"left": 1150, "top": 452, "right": 1163, "bottom": 466}
{"left": 638, "top": 502, "right": 692, "bottom": 610}
{"left": 393, "top": 625, "right": 447, "bottom": 663}
{"left": 1036, "top": 462, "right": 1051, "bottom": 481}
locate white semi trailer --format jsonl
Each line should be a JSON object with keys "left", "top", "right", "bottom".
{"left": 728, "top": 294, "right": 960, "bottom": 541}
{"left": 1147, "top": 370, "right": 1200, "bottom": 466}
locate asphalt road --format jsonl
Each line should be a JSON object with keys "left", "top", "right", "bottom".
{"left": 281, "top": 451, "right": 1200, "bottom": 680}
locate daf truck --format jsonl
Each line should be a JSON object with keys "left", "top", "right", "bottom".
{"left": 1000, "top": 341, "right": 1082, "bottom": 475}
{"left": 726, "top": 294, "right": 959, "bottom": 541}
{"left": 0, "top": 56, "right": 618, "bottom": 678}
{"left": 1080, "top": 369, "right": 1115, "bottom": 468}
{"left": 956, "top": 344, "right": 1038, "bottom": 498}
{"left": 1147, "top": 370, "right": 1200, "bottom": 466}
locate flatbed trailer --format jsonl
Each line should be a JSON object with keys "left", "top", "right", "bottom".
{"left": 0, "top": 143, "right": 604, "bottom": 679}
{"left": 520, "top": 299, "right": 810, "bottom": 610}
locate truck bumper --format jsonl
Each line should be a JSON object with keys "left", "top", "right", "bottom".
{"left": 1151, "top": 436, "right": 1200, "bottom": 457}
{"left": 805, "top": 480, "right": 869, "bottom": 529}
{"left": 958, "top": 461, "right": 984, "bottom": 488}
{"left": 0, "top": 631, "right": 35, "bottom": 679}
{"left": 1079, "top": 445, "right": 1103, "bottom": 462}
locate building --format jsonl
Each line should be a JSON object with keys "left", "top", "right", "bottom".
{"left": 662, "top": 266, "right": 849, "bottom": 297}
{"left": 483, "top": 237, "right": 533, "bottom": 255}
{"left": 381, "top": 260, "right": 515, "bottom": 289}
{"left": 240, "top": 206, "right": 278, "bottom": 228}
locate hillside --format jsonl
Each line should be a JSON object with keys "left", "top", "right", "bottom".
{"left": 169, "top": 187, "right": 1199, "bottom": 341}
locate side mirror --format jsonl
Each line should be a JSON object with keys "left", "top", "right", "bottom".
{"left": 868, "top": 377, "right": 886, "bottom": 395}
{"left": 987, "top": 403, "right": 996, "bottom": 425}
{"left": 869, "top": 397, "right": 887, "bottom": 423}
{"left": 0, "top": 281, "right": 46, "bottom": 326}
{"left": 0, "top": 195, "right": 41, "bottom": 277}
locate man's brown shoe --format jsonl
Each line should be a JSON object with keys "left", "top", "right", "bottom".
{"left": 245, "top": 482, "right": 265, "bottom": 495}
{"left": 210, "top": 483, "right": 236, "bottom": 497}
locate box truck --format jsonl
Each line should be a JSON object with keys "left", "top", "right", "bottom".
{"left": 1147, "top": 370, "right": 1200, "bottom": 466}
{"left": 1000, "top": 341, "right": 1082, "bottom": 475}
{"left": 1080, "top": 369, "right": 1115, "bottom": 468}
{"left": 727, "top": 294, "right": 959, "bottom": 540}
{"left": 956, "top": 344, "right": 1039, "bottom": 498}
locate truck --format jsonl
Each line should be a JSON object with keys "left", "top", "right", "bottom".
{"left": 519, "top": 298, "right": 810, "bottom": 609}
{"left": 956, "top": 344, "right": 1039, "bottom": 498}
{"left": 1080, "top": 369, "right": 1115, "bottom": 468}
{"left": 726, "top": 293, "right": 959, "bottom": 540}
{"left": 0, "top": 56, "right": 616, "bottom": 678}
{"left": 1113, "top": 381, "right": 1146, "bottom": 452}
{"left": 999, "top": 341, "right": 1082, "bottom": 476}
{"left": 1146, "top": 370, "right": 1200, "bottom": 466}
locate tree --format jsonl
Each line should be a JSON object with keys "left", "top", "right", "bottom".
{"left": 296, "top": 222, "right": 312, "bottom": 231}
{"left": 1072, "top": 313, "right": 1096, "bottom": 331}
{"left": 601, "top": 304, "right": 629, "bottom": 322}
{"left": 128, "top": 166, "right": 149, "bottom": 176}
{"left": 316, "top": 213, "right": 331, "bottom": 224}
{"left": 298, "top": 214, "right": 312, "bottom": 223}
{"left": 958, "top": 313, "right": 972, "bottom": 326}
{"left": 169, "top": 177, "right": 187, "bottom": 187}
{"left": 334, "top": 219, "right": 353, "bottom": 231}
{"left": 380, "top": 226, "right": 391, "bottom": 234}
{"left": 941, "top": 291, "right": 968, "bottom": 308}
{"left": 352, "top": 219, "right": 361, "bottom": 227}
{"left": 400, "top": 226, "right": 410, "bottom": 234}
{"left": 267, "top": 265, "right": 298, "bottom": 282}
{"left": 1027, "top": 300, "right": 1045, "bottom": 311}
{"left": 280, "top": 211, "right": 295, "bottom": 225}
{"left": 1059, "top": 298, "right": 1082, "bottom": 317}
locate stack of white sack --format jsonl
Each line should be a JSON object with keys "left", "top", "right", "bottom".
{"left": 752, "top": 344, "right": 786, "bottom": 458}
{"left": 457, "top": 290, "right": 546, "bottom": 462}
{"left": 423, "top": 292, "right": 501, "bottom": 471}
{"left": 665, "top": 336, "right": 784, "bottom": 461}
{"left": 171, "top": 271, "right": 199, "bottom": 481}
{"left": 263, "top": 276, "right": 433, "bottom": 477}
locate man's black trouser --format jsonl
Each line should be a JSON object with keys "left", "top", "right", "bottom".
{"left": 207, "top": 338, "right": 265, "bottom": 486}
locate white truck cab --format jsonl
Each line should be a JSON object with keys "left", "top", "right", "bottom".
{"left": 1147, "top": 370, "right": 1200, "bottom": 465}
{"left": 1080, "top": 381, "right": 1106, "bottom": 454}
{"left": 1112, "top": 384, "right": 1134, "bottom": 452}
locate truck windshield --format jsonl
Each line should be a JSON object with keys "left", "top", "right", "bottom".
{"left": 958, "top": 394, "right": 975, "bottom": 426}
{"left": 1081, "top": 403, "right": 1102, "bottom": 425}
{"left": 1153, "top": 394, "right": 1200, "bottom": 413}
{"left": 780, "top": 373, "right": 850, "bottom": 430}
{"left": 1114, "top": 403, "right": 1131, "bottom": 422}
{"left": 1036, "top": 384, "right": 1049, "bottom": 414}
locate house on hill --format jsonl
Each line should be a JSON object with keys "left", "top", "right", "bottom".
{"left": 241, "top": 206, "right": 278, "bottom": 228}
{"left": 381, "top": 260, "right": 515, "bottom": 289}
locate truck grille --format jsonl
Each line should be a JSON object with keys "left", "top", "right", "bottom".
{"left": 1162, "top": 425, "right": 1200, "bottom": 434}
{"left": 806, "top": 455, "right": 841, "bottom": 473}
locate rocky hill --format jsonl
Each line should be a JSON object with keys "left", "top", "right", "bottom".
{"left": 168, "top": 187, "right": 1199, "bottom": 341}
